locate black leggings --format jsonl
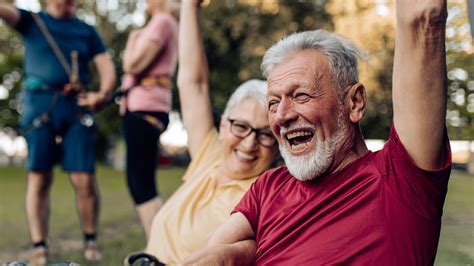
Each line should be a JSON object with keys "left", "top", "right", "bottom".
{"left": 122, "top": 111, "right": 169, "bottom": 205}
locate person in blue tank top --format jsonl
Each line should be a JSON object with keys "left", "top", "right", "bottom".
{"left": 0, "top": 0, "right": 116, "bottom": 265}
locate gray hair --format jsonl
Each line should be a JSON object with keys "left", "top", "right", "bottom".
{"left": 261, "top": 30, "right": 363, "bottom": 95}
{"left": 222, "top": 79, "right": 268, "bottom": 119}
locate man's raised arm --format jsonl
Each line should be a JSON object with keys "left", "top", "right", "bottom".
{"left": 392, "top": 0, "right": 448, "bottom": 170}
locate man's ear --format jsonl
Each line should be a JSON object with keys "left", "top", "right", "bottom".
{"left": 346, "top": 83, "right": 366, "bottom": 123}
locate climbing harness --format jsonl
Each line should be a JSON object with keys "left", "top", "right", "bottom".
{"left": 31, "top": 12, "right": 86, "bottom": 92}
{"left": 118, "top": 74, "right": 172, "bottom": 132}
{"left": 23, "top": 12, "right": 94, "bottom": 135}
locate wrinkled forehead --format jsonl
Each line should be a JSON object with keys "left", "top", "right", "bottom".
{"left": 267, "top": 50, "right": 330, "bottom": 92}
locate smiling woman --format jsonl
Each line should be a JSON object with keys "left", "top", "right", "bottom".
{"left": 217, "top": 82, "right": 279, "bottom": 181}
{"left": 137, "top": 0, "right": 280, "bottom": 264}
{"left": 144, "top": 78, "right": 279, "bottom": 264}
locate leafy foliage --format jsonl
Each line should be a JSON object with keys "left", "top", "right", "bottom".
{"left": 0, "top": 0, "right": 472, "bottom": 162}
{"left": 0, "top": 22, "right": 23, "bottom": 130}
{"left": 1, "top": 0, "right": 333, "bottom": 161}
{"left": 445, "top": 1, "right": 474, "bottom": 140}
{"left": 196, "top": 0, "right": 333, "bottom": 120}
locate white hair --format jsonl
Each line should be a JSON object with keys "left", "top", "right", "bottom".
{"left": 261, "top": 30, "right": 364, "bottom": 96}
{"left": 222, "top": 79, "right": 268, "bottom": 119}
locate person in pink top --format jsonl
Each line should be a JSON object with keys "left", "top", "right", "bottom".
{"left": 181, "top": 0, "right": 451, "bottom": 265}
{"left": 120, "top": 0, "right": 179, "bottom": 241}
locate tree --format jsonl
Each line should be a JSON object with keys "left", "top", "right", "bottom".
{"left": 326, "top": 0, "right": 397, "bottom": 139}
{"left": 445, "top": 0, "right": 474, "bottom": 140}
{"left": 0, "top": 20, "right": 23, "bottom": 131}
{"left": 196, "top": 0, "right": 333, "bottom": 124}
{"left": 327, "top": 0, "right": 473, "bottom": 141}
{"left": 0, "top": 0, "right": 334, "bottom": 161}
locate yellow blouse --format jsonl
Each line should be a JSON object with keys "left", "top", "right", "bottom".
{"left": 146, "top": 129, "right": 256, "bottom": 265}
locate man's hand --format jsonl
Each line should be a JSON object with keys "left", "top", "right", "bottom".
{"left": 179, "top": 240, "right": 256, "bottom": 266}
{"left": 77, "top": 91, "right": 110, "bottom": 112}
{"left": 179, "top": 242, "right": 255, "bottom": 266}
{"left": 396, "top": 0, "right": 447, "bottom": 27}
{"left": 63, "top": 83, "right": 84, "bottom": 94}
{"left": 179, "top": 245, "right": 229, "bottom": 266}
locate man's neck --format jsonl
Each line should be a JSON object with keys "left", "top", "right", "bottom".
{"left": 327, "top": 126, "right": 369, "bottom": 175}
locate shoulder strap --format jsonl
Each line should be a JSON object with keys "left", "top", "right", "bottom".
{"left": 31, "top": 12, "right": 71, "bottom": 76}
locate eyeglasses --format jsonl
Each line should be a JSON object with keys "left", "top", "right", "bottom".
{"left": 227, "top": 119, "right": 277, "bottom": 148}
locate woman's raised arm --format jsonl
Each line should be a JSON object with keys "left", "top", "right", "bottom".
{"left": 177, "top": 0, "right": 213, "bottom": 158}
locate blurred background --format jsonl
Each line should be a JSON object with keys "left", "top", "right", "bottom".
{"left": 0, "top": 0, "right": 472, "bottom": 169}
{"left": 0, "top": 0, "right": 472, "bottom": 265}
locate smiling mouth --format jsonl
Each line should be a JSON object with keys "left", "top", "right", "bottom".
{"left": 235, "top": 150, "right": 257, "bottom": 161}
{"left": 285, "top": 129, "right": 315, "bottom": 152}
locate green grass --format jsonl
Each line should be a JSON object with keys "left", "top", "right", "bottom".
{"left": 0, "top": 167, "right": 472, "bottom": 265}
{"left": 0, "top": 165, "right": 184, "bottom": 265}
{"left": 435, "top": 170, "right": 474, "bottom": 266}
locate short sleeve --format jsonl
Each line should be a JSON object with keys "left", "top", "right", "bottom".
{"left": 232, "top": 174, "right": 264, "bottom": 235}
{"left": 374, "top": 126, "right": 451, "bottom": 220}
{"left": 181, "top": 129, "right": 221, "bottom": 181}
{"left": 142, "top": 14, "right": 176, "bottom": 45}
{"left": 14, "top": 8, "right": 34, "bottom": 34}
{"left": 87, "top": 26, "right": 106, "bottom": 59}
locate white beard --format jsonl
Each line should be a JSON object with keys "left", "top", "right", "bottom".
{"left": 279, "top": 116, "right": 348, "bottom": 181}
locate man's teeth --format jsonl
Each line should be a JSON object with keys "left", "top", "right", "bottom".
{"left": 236, "top": 150, "right": 255, "bottom": 160}
{"left": 291, "top": 143, "right": 309, "bottom": 150}
{"left": 284, "top": 130, "right": 313, "bottom": 151}
{"left": 287, "top": 131, "right": 312, "bottom": 140}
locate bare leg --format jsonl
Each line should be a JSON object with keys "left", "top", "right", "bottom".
{"left": 26, "top": 171, "right": 53, "bottom": 266}
{"left": 70, "top": 172, "right": 100, "bottom": 235}
{"left": 136, "top": 196, "right": 163, "bottom": 240}
{"left": 69, "top": 172, "right": 101, "bottom": 261}
{"left": 25, "top": 171, "right": 53, "bottom": 243}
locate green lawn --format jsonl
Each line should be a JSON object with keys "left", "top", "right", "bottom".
{"left": 0, "top": 167, "right": 472, "bottom": 265}
{"left": 435, "top": 170, "right": 474, "bottom": 265}
{"left": 0, "top": 165, "right": 185, "bottom": 265}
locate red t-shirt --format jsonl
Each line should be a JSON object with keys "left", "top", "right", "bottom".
{"left": 234, "top": 127, "right": 451, "bottom": 265}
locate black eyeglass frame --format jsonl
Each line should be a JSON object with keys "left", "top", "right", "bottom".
{"left": 227, "top": 118, "right": 277, "bottom": 148}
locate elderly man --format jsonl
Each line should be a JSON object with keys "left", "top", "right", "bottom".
{"left": 181, "top": 0, "right": 451, "bottom": 265}
{"left": 0, "top": 0, "right": 116, "bottom": 265}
